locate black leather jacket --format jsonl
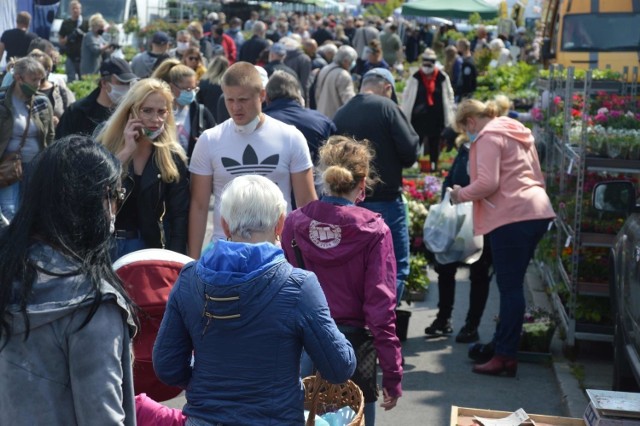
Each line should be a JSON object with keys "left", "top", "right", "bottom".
{"left": 121, "top": 149, "right": 190, "bottom": 254}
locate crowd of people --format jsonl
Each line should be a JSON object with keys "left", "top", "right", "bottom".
{"left": 0, "top": 3, "right": 553, "bottom": 425}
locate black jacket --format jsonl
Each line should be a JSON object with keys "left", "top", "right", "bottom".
{"left": 55, "top": 87, "right": 111, "bottom": 139}
{"left": 333, "top": 93, "right": 419, "bottom": 201}
{"left": 442, "top": 144, "right": 470, "bottom": 197}
{"left": 121, "top": 150, "right": 190, "bottom": 254}
{"left": 187, "top": 101, "right": 215, "bottom": 159}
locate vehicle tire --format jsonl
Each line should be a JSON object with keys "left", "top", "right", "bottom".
{"left": 612, "top": 316, "right": 640, "bottom": 391}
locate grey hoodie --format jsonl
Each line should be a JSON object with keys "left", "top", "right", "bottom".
{"left": 0, "top": 242, "right": 137, "bottom": 426}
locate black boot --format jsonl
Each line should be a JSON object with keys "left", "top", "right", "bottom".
{"left": 468, "top": 342, "right": 495, "bottom": 363}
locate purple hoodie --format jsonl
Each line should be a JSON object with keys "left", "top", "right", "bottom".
{"left": 282, "top": 199, "right": 403, "bottom": 397}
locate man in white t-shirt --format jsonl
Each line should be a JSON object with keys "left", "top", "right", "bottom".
{"left": 188, "top": 61, "right": 317, "bottom": 258}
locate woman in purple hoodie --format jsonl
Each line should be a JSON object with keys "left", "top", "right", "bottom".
{"left": 450, "top": 99, "right": 555, "bottom": 377}
{"left": 282, "top": 135, "right": 402, "bottom": 426}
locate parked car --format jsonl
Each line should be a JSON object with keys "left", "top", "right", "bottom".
{"left": 593, "top": 180, "right": 640, "bottom": 391}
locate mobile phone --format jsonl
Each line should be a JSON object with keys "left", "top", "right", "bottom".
{"left": 130, "top": 110, "right": 145, "bottom": 138}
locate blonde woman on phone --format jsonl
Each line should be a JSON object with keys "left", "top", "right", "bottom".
{"left": 95, "top": 78, "right": 190, "bottom": 260}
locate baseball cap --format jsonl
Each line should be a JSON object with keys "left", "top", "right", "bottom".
{"left": 100, "top": 57, "right": 138, "bottom": 83}
{"left": 363, "top": 68, "right": 398, "bottom": 103}
{"left": 151, "top": 31, "right": 169, "bottom": 45}
{"left": 270, "top": 42, "right": 287, "bottom": 56}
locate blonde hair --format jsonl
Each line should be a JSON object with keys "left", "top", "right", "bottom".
{"left": 454, "top": 99, "right": 500, "bottom": 132}
{"left": 95, "top": 78, "right": 186, "bottom": 183}
{"left": 493, "top": 94, "right": 512, "bottom": 116}
{"left": 202, "top": 55, "right": 230, "bottom": 84}
{"left": 318, "top": 135, "right": 377, "bottom": 196}
{"left": 444, "top": 45, "right": 458, "bottom": 79}
{"left": 221, "top": 61, "right": 263, "bottom": 93}
{"left": 89, "top": 13, "right": 106, "bottom": 31}
{"left": 150, "top": 59, "right": 196, "bottom": 86}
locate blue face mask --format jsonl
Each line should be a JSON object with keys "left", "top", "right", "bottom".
{"left": 466, "top": 131, "right": 478, "bottom": 142}
{"left": 176, "top": 89, "right": 196, "bottom": 106}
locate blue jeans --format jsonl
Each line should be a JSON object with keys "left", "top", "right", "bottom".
{"left": 489, "top": 219, "right": 550, "bottom": 357}
{"left": 360, "top": 197, "right": 410, "bottom": 304}
{"left": 111, "top": 234, "right": 147, "bottom": 261}
{"left": 0, "top": 161, "right": 34, "bottom": 223}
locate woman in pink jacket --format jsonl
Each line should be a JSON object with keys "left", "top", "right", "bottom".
{"left": 282, "top": 135, "right": 402, "bottom": 426}
{"left": 450, "top": 99, "right": 555, "bottom": 377}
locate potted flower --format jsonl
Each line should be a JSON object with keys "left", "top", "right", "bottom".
{"left": 519, "top": 306, "right": 558, "bottom": 354}
{"left": 404, "top": 253, "right": 429, "bottom": 302}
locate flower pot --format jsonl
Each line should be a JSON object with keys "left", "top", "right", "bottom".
{"left": 395, "top": 309, "right": 412, "bottom": 342}
{"left": 405, "top": 289, "right": 426, "bottom": 302}
{"left": 418, "top": 159, "right": 431, "bottom": 173}
{"left": 519, "top": 325, "right": 555, "bottom": 353}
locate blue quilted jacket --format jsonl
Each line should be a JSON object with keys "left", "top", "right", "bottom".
{"left": 153, "top": 240, "right": 356, "bottom": 425}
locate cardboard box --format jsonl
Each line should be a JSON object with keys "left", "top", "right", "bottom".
{"left": 583, "top": 402, "right": 640, "bottom": 426}
{"left": 451, "top": 406, "right": 585, "bottom": 426}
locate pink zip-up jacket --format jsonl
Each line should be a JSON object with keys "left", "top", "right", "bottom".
{"left": 457, "top": 116, "right": 555, "bottom": 235}
{"left": 282, "top": 199, "right": 403, "bottom": 398}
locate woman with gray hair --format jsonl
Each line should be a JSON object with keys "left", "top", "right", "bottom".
{"left": 153, "top": 174, "right": 355, "bottom": 426}
{"left": 0, "top": 56, "right": 54, "bottom": 224}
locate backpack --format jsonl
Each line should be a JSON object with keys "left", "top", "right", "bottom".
{"left": 113, "top": 248, "right": 194, "bottom": 402}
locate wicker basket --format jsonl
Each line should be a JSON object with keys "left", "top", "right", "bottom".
{"left": 303, "top": 372, "right": 364, "bottom": 426}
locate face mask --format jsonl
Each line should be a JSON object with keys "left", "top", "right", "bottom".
{"left": 97, "top": 28, "right": 105, "bottom": 35}
{"left": 107, "top": 83, "right": 129, "bottom": 104}
{"left": 20, "top": 81, "right": 38, "bottom": 98}
{"left": 177, "top": 42, "right": 190, "bottom": 52}
{"left": 235, "top": 114, "right": 261, "bottom": 134}
{"left": 421, "top": 65, "right": 434, "bottom": 74}
{"left": 466, "top": 131, "right": 478, "bottom": 142}
{"left": 176, "top": 89, "right": 196, "bottom": 106}
{"left": 108, "top": 198, "right": 115, "bottom": 234}
{"left": 144, "top": 124, "right": 165, "bottom": 140}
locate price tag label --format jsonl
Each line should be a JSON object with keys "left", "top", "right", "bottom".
{"left": 548, "top": 221, "right": 554, "bottom": 231}
{"left": 565, "top": 236, "right": 572, "bottom": 247}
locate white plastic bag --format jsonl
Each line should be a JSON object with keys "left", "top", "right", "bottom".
{"left": 423, "top": 191, "right": 457, "bottom": 253}
{"left": 435, "top": 201, "right": 484, "bottom": 265}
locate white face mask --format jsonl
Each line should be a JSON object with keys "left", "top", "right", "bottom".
{"left": 177, "top": 41, "right": 190, "bottom": 52}
{"left": 235, "top": 114, "right": 261, "bottom": 134}
{"left": 108, "top": 198, "right": 115, "bottom": 234}
{"left": 144, "top": 123, "right": 165, "bottom": 140}
{"left": 107, "top": 83, "right": 129, "bottom": 104}
{"left": 421, "top": 65, "right": 434, "bottom": 74}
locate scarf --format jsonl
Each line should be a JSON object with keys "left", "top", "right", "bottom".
{"left": 419, "top": 67, "right": 439, "bottom": 106}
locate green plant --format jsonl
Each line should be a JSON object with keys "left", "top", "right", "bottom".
{"left": 123, "top": 16, "right": 140, "bottom": 34}
{"left": 67, "top": 74, "right": 98, "bottom": 100}
{"left": 406, "top": 253, "right": 430, "bottom": 293}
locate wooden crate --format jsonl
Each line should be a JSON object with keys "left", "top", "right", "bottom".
{"left": 451, "top": 406, "right": 586, "bottom": 426}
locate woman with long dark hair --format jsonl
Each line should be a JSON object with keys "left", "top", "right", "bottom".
{"left": 0, "top": 136, "right": 138, "bottom": 425}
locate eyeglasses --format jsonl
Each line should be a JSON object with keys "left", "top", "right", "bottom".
{"left": 187, "top": 56, "right": 200, "bottom": 61}
{"left": 172, "top": 83, "right": 199, "bottom": 94}
{"left": 138, "top": 107, "right": 169, "bottom": 120}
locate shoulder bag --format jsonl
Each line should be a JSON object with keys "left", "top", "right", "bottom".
{"left": 0, "top": 99, "right": 32, "bottom": 188}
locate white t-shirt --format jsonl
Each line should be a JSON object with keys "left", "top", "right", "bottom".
{"left": 190, "top": 114, "right": 313, "bottom": 241}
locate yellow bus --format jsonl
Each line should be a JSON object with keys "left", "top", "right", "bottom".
{"left": 541, "top": 0, "right": 640, "bottom": 80}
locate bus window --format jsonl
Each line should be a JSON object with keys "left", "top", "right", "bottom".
{"left": 562, "top": 13, "right": 640, "bottom": 52}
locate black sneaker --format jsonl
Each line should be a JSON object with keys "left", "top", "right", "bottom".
{"left": 424, "top": 318, "right": 453, "bottom": 336}
{"left": 455, "top": 325, "right": 479, "bottom": 343}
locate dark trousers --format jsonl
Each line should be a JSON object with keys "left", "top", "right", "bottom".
{"left": 434, "top": 235, "right": 492, "bottom": 328}
{"left": 422, "top": 133, "right": 441, "bottom": 168}
{"left": 489, "top": 219, "right": 550, "bottom": 357}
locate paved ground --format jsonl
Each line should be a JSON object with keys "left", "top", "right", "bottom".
{"left": 163, "top": 263, "right": 614, "bottom": 423}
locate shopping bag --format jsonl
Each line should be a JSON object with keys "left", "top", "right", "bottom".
{"left": 435, "top": 201, "right": 483, "bottom": 265}
{"left": 423, "top": 191, "right": 457, "bottom": 253}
